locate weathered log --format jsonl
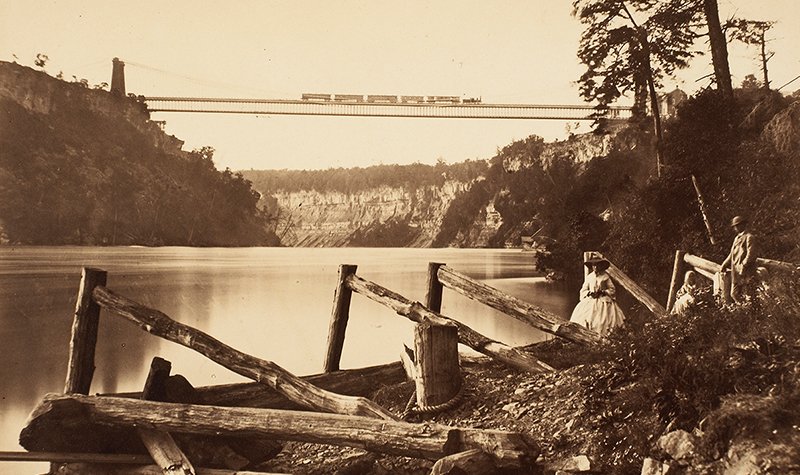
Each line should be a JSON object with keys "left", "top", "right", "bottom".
{"left": 138, "top": 357, "right": 195, "bottom": 475}
{"left": 401, "top": 345, "right": 417, "bottom": 380}
{"left": 137, "top": 430, "right": 194, "bottom": 475}
{"left": 435, "top": 265, "right": 600, "bottom": 345}
{"left": 109, "top": 361, "right": 407, "bottom": 410}
{"left": 425, "top": 262, "right": 445, "bottom": 312}
{"left": 345, "top": 274, "right": 555, "bottom": 373}
{"left": 53, "top": 463, "right": 288, "bottom": 474}
{"left": 324, "top": 264, "right": 358, "bottom": 372}
{"left": 598, "top": 255, "right": 667, "bottom": 317}
{"left": 666, "top": 251, "right": 686, "bottom": 313}
{"left": 0, "top": 451, "right": 151, "bottom": 464}
{"left": 414, "top": 323, "right": 460, "bottom": 407}
{"left": 430, "top": 449, "right": 496, "bottom": 475}
{"left": 683, "top": 253, "right": 721, "bottom": 275}
{"left": 65, "top": 267, "right": 107, "bottom": 395}
{"left": 91, "top": 285, "right": 396, "bottom": 421}
{"left": 757, "top": 257, "right": 798, "bottom": 273}
{"left": 24, "top": 393, "right": 539, "bottom": 469}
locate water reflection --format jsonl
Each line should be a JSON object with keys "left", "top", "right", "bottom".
{"left": 0, "top": 246, "right": 574, "bottom": 474}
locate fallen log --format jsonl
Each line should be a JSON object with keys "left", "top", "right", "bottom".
{"left": 683, "top": 253, "right": 721, "bottom": 275}
{"left": 0, "top": 452, "right": 151, "bottom": 464}
{"left": 23, "top": 393, "right": 539, "bottom": 470}
{"left": 91, "top": 286, "right": 396, "bottom": 421}
{"left": 108, "top": 361, "right": 407, "bottom": 410}
{"left": 757, "top": 257, "right": 798, "bottom": 273}
{"left": 53, "top": 463, "right": 288, "bottom": 474}
{"left": 345, "top": 274, "right": 554, "bottom": 373}
{"left": 436, "top": 265, "right": 600, "bottom": 345}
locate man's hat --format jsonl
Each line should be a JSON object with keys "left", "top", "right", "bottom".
{"left": 731, "top": 215, "right": 748, "bottom": 226}
{"left": 584, "top": 257, "right": 609, "bottom": 267}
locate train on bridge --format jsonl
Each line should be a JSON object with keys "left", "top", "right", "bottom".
{"left": 300, "top": 93, "right": 482, "bottom": 104}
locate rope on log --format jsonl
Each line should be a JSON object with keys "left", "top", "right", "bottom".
{"left": 401, "top": 377, "right": 466, "bottom": 421}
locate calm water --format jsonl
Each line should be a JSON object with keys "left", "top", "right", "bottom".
{"left": 0, "top": 246, "right": 573, "bottom": 474}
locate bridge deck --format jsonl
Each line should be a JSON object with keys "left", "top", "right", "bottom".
{"left": 143, "top": 97, "right": 631, "bottom": 120}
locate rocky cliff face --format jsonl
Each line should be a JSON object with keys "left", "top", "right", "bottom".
{"left": 259, "top": 126, "right": 650, "bottom": 248}
{"left": 274, "top": 181, "right": 470, "bottom": 247}
{"left": 502, "top": 123, "right": 644, "bottom": 173}
{"left": 0, "top": 61, "right": 185, "bottom": 154}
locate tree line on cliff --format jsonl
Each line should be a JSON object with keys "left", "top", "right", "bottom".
{"left": 244, "top": 159, "right": 488, "bottom": 195}
{"left": 0, "top": 66, "right": 278, "bottom": 246}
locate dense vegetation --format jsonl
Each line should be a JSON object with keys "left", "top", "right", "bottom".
{"left": 0, "top": 65, "right": 278, "bottom": 246}
{"left": 244, "top": 159, "right": 488, "bottom": 194}
{"left": 604, "top": 88, "right": 800, "bottom": 297}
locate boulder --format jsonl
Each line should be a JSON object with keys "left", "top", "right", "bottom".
{"left": 560, "top": 454, "right": 593, "bottom": 472}
{"left": 657, "top": 430, "right": 698, "bottom": 463}
{"left": 762, "top": 101, "right": 800, "bottom": 155}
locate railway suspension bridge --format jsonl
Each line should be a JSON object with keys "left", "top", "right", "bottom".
{"left": 111, "top": 58, "right": 632, "bottom": 121}
{"left": 142, "top": 95, "right": 633, "bottom": 121}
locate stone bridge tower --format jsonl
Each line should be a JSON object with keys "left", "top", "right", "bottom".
{"left": 110, "top": 57, "right": 126, "bottom": 96}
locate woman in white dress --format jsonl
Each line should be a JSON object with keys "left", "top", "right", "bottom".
{"left": 570, "top": 258, "right": 625, "bottom": 336}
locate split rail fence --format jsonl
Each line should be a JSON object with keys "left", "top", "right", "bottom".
{"left": 9, "top": 255, "right": 684, "bottom": 474}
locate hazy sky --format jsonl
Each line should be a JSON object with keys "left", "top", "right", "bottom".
{"left": 2, "top": 1, "right": 798, "bottom": 171}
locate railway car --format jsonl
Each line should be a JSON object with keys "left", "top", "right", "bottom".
{"left": 366, "top": 94, "right": 399, "bottom": 103}
{"left": 426, "top": 96, "right": 461, "bottom": 104}
{"left": 400, "top": 95, "right": 425, "bottom": 103}
{"left": 463, "top": 97, "right": 482, "bottom": 104}
{"left": 301, "top": 93, "right": 333, "bottom": 101}
{"left": 332, "top": 94, "right": 366, "bottom": 102}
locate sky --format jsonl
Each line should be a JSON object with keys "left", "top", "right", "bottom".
{"left": 2, "top": 0, "right": 799, "bottom": 171}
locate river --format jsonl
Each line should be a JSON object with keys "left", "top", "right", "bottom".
{"left": 0, "top": 246, "right": 574, "bottom": 474}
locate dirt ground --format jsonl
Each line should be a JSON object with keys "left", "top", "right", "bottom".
{"left": 255, "top": 341, "right": 619, "bottom": 475}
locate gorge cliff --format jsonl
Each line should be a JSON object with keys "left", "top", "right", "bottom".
{"left": 0, "top": 60, "right": 276, "bottom": 246}
{"left": 243, "top": 124, "right": 650, "bottom": 249}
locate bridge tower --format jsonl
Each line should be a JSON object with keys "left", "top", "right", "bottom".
{"left": 110, "top": 57, "right": 126, "bottom": 96}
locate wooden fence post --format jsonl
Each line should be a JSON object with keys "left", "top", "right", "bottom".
{"left": 414, "top": 323, "right": 460, "bottom": 409}
{"left": 64, "top": 267, "right": 107, "bottom": 395}
{"left": 666, "top": 250, "right": 686, "bottom": 313}
{"left": 138, "top": 357, "right": 196, "bottom": 475}
{"left": 583, "top": 251, "right": 594, "bottom": 276}
{"left": 716, "top": 270, "right": 732, "bottom": 305}
{"left": 324, "top": 264, "right": 358, "bottom": 373}
{"left": 425, "top": 262, "right": 445, "bottom": 312}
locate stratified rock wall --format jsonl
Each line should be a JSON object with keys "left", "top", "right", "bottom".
{"left": 274, "top": 181, "right": 469, "bottom": 247}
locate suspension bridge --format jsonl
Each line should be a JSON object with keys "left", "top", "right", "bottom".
{"left": 142, "top": 95, "right": 632, "bottom": 120}
{"left": 110, "top": 58, "right": 632, "bottom": 120}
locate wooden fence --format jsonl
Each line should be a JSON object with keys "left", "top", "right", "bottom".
{"left": 12, "top": 266, "right": 543, "bottom": 475}
{"left": 322, "top": 262, "right": 611, "bottom": 380}
{"left": 11, "top": 256, "right": 691, "bottom": 473}
{"left": 666, "top": 251, "right": 798, "bottom": 312}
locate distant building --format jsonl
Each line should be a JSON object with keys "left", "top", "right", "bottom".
{"left": 656, "top": 87, "right": 687, "bottom": 118}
